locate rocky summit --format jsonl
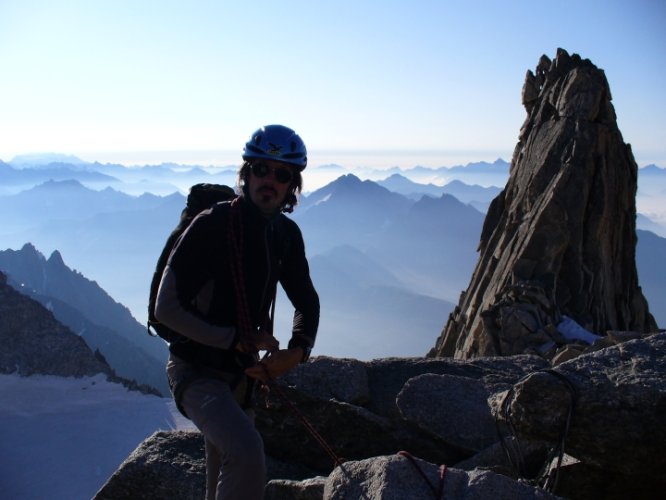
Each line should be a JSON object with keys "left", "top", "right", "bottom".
{"left": 432, "top": 48, "right": 657, "bottom": 360}
{"left": 96, "top": 332, "right": 665, "bottom": 499}
{"left": 91, "top": 49, "right": 665, "bottom": 499}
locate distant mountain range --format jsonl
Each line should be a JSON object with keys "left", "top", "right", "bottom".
{"left": 0, "top": 158, "right": 664, "bottom": 370}
{"left": 0, "top": 156, "right": 239, "bottom": 196}
{"left": 377, "top": 175, "right": 501, "bottom": 212}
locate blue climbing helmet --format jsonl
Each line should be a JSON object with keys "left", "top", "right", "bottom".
{"left": 242, "top": 124, "right": 307, "bottom": 170}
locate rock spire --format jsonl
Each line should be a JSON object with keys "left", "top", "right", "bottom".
{"left": 432, "top": 48, "right": 657, "bottom": 359}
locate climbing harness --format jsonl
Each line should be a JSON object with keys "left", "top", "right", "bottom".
{"left": 496, "top": 368, "right": 578, "bottom": 494}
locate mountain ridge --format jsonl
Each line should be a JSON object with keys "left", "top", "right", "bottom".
{"left": 1, "top": 163, "right": 664, "bottom": 362}
{"left": 0, "top": 244, "right": 168, "bottom": 394}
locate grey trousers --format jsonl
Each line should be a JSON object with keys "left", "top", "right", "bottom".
{"left": 168, "top": 357, "right": 266, "bottom": 500}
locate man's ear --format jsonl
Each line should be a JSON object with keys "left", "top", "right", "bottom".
{"left": 282, "top": 192, "right": 297, "bottom": 213}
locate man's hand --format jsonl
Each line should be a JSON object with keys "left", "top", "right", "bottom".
{"left": 237, "top": 329, "right": 279, "bottom": 354}
{"left": 253, "top": 329, "right": 280, "bottom": 352}
{"left": 245, "top": 347, "right": 304, "bottom": 382}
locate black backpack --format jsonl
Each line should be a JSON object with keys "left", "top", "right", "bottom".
{"left": 147, "top": 183, "right": 236, "bottom": 342}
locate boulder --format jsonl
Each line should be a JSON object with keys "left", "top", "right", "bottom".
{"left": 94, "top": 430, "right": 318, "bottom": 499}
{"left": 493, "top": 332, "right": 666, "bottom": 492}
{"left": 396, "top": 373, "right": 498, "bottom": 452}
{"left": 256, "top": 354, "right": 550, "bottom": 472}
{"left": 94, "top": 430, "right": 205, "bottom": 500}
{"left": 280, "top": 356, "right": 369, "bottom": 404}
{"left": 366, "top": 355, "right": 548, "bottom": 419}
{"left": 323, "top": 454, "right": 562, "bottom": 499}
{"left": 254, "top": 378, "right": 464, "bottom": 473}
{"left": 264, "top": 477, "right": 326, "bottom": 500}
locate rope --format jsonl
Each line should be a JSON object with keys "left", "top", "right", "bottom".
{"left": 226, "top": 197, "right": 363, "bottom": 497}
{"left": 538, "top": 369, "right": 577, "bottom": 493}
{"left": 260, "top": 366, "right": 449, "bottom": 499}
{"left": 496, "top": 388, "right": 528, "bottom": 479}
{"left": 258, "top": 362, "right": 373, "bottom": 499}
{"left": 259, "top": 362, "right": 345, "bottom": 468}
{"left": 228, "top": 200, "right": 336, "bottom": 463}
{"left": 397, "top": 451, "right": 447, "bottom": 499}
{"left": 228, "top": 198, "right": 361, "bottom": 497}
{"left": 495, "top": 368, "right": 578, "bottom": 494}
{"left": 228, "top": 198, "right": 255, "bottom": 352}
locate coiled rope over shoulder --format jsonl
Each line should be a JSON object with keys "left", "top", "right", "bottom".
{"left": 228, "top": 197, "right": 257, "bottom": 352}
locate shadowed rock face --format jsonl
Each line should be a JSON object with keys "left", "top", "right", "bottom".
{"left": 0, "top": 271, "right": 110, "bottom": 378}
{"left": 433, "top": 48, "right": 657, "bottom": 359}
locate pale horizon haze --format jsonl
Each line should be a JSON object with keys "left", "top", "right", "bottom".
{"left": 1, "top": 0, "right": 664, "bottom": 169}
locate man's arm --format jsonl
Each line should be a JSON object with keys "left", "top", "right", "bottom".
{"left": 155, "top": 266, "right": 237, "bottom": 348}
{"left": 281, "top": 223, "right": 320, "bottom": 361}
{"left": 283, "top": 268, "right": 319, "bottom": 363}
{"left": 246, "top": 221, "right": 319, "bottom": 381}
{"left": 154, "top": 209, "right": 239, "bottom": 349}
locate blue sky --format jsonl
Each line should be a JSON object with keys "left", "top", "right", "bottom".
{"left": 1, "top": 0, "right": 664, "bottom": 168}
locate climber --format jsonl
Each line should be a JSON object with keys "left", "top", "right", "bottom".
{"left": 154, "top": 124, "right": 320, "bottom": 500}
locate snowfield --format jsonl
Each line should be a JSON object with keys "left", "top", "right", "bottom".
{"left": 0, "top": 373, "right": 195, "bottom": 500}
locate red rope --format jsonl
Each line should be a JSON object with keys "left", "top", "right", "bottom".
{"left": 228, "top": 198, "right": 255, "bottom": 351}
{"left": 259, "top": 362, "right": 345, "bottom": 468}
{"left": 230, "top": 198, "right": 344, "bottom": 470}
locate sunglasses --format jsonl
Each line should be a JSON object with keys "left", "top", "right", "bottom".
{"left": 250, "top": 162, "right": 294, "bottom": 184}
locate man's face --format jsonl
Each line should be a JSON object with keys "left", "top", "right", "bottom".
{"left": 247, "top": 160, "right": 296, "bottom": 215}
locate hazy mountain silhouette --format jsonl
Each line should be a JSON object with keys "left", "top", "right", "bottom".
{"left": 365, "top": 193, "right": 486, "bottom": 300}
{"left": 9, "top": 153, "right": 87, "bottom": 166}
{"left": 399, "top": 159, "right": 511, "bottom": 187}
{"left": 636, "top": 214, "right": 666, "bottom": 236}
{"left": 0, "top": 244, "right": 169, "bottom": 394}
{"left": 637, "top": 164, "right": 666, "bottom": 193}
{"left": 0, "top": 181, "right": 186, "bottom": 316}
{"left": 2, "top": 156, "right": 240, "bottom": 196}
{"left": 377, "top": 174, "right": 501, "bottom": 208}
{"left": 0, "top": 179, "right": 168, "bottom": 224}
{"left": 1, "top": 162, "right": 664, "bottom": 359}
{"left": 293, "top": 176, "right": 486, "bottom": 302}
{"left": 295, "top": 174, "right": 412, "bottom": 254}
{"left": 376, "top": 174, "right": 445, "bottom": 199}
{"left": 636, "top": 229, "right": 666, "bottom": 327}
{"left": 273, "top": 245, "right": 455, "bottom": 358}
{"left": 0, "top": 162, "right": 118, "bottom": 196}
